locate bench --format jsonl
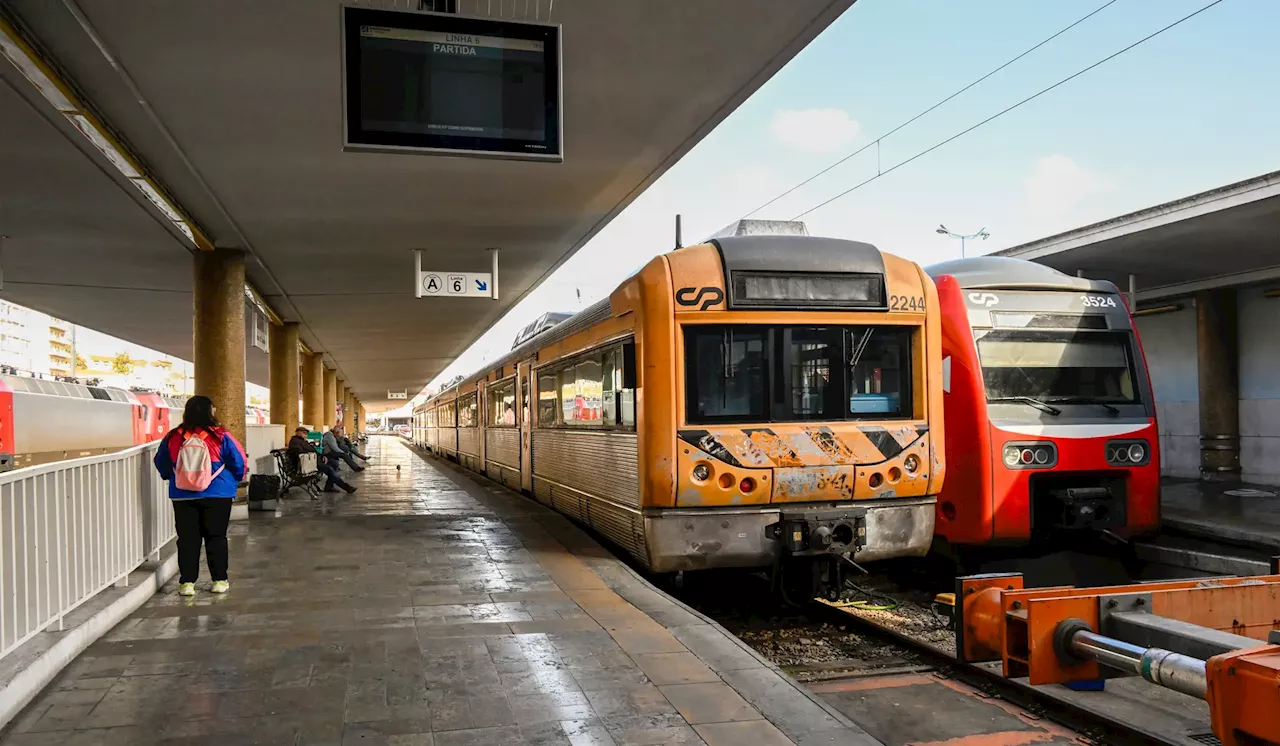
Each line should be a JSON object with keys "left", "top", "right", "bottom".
{"left": 271, "top": 448, "right": 322, "bottom": 500}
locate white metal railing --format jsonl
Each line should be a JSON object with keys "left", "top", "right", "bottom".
{"left": 0, "top": 442, "right": 174, "bottom": 659}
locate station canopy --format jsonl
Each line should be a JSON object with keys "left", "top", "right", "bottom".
{"left": 997, "top": 171, "right": 1280, "bottom": 303}
{"left": 0, "top": 0, "right": 853, "bottom": 409}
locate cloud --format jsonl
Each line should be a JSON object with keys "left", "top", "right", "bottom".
{"left": 1024, "top": 155, "right": 1116, "bottom": 218}
{"left": 769, "top": 109, "right": 860, "bottom": 154}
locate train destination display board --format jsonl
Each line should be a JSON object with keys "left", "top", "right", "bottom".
{"left": 343, "top": 6, "right": 562, "bottom": 161}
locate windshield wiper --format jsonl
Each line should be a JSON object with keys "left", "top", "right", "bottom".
{"left": 989, "top": 396, "right": 1061, "bottom": 416}
{"left": 1047, "top": 397, "right": 1121, "bottom": 415}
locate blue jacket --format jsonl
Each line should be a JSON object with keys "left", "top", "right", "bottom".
{"left": 153, "top": 427, "right": 247, "bottom": 500}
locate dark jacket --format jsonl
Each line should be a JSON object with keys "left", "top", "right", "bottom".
{"left": 287, "top": 434, "right": 314, "bottom": 455}
{"left": 153, "top": 426, "right": 247, "bottom": 500}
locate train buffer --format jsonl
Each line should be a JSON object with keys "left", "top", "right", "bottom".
{"left": 955, "top": 572, "right": 1280, "bottom": 746}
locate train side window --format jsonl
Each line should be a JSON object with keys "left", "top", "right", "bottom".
{"left": 459, "top": 393, "right": 478, "bottom": 427}
{"left": 488, "top": 379, "right": 516, "bottom": 427}
{"left": 537, "top": 371, "right": 557, "bottom": 426}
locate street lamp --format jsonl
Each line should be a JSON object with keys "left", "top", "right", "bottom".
{"left": 936, "top": 224, "right": 990, "bottom": 258}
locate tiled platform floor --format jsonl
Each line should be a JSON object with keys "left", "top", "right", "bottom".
{"left": 1, "top": 437, "right": 875, "bottom": 746}
{"left": 1161, "top": 478, "right": 1280, "bottom": 549}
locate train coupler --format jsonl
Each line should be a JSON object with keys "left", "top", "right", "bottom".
{"left": 770, "top": 508, "right": 868, "bottom": 557}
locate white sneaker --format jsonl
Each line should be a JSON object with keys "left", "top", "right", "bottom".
{"left": 210, "top": 580, "right": 230, "bottom": 594}
{"left": 178, "top": 582, "right": 196, "bottom": 597}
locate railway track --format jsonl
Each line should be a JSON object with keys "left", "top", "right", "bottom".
{"left": 667, "top": 555, "right": 1224, "bottom": 746}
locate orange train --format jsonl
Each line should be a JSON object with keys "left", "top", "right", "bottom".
{"left": 415, "top": 222, "right": 946, "bottom": 598}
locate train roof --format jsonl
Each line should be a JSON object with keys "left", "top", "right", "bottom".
{"left": 925, "top": 256, "right": 1117, "bottom": 293}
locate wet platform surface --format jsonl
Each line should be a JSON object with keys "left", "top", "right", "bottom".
{"left": 1, "top": 437, "right": 874, "bottom": 746}
{"left": 1161, "top": 478, "right": 1280, "bottom": 550}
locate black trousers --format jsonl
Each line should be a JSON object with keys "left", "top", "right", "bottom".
{"left": 172, "top": 498, "right": 233, "bottom": 583}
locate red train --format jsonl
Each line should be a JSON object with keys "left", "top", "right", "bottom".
{"left": 926, "top": 257, "right": 1160, "bottom": 553}
{"left": 0, "top": 375, "right": 188, "bottom": 470}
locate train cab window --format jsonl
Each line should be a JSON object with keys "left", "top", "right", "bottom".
{"left": 847, "top": 327, "right": 911, "bottom": 417}
{"left": 784, "top": 328, "right": 842, "bottom": 420}
{"left": 976, "top": 330, "right": 1137, "bottom": 403}
{"left": 685, "top": 325, "right": 912, "bottom": 424}
{"left": 685, "top": 328, "right": 767, "bottom": 423}
{"left": 488, "top": 379, "right": 517, "bottom": 426}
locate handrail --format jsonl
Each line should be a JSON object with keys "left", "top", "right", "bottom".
{"left": 0, "top": 442, "right": 174, "bottom": 659}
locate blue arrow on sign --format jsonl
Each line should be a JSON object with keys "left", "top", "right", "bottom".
{"left": 476, "top": 279, "right": 488, "bottom": 292}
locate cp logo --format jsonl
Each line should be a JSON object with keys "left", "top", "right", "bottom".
{"left": 968, "top": 292, "right": 999, "bottom": 307}
{"left": 675, "top": 286, "right": 724, "bottom": 311}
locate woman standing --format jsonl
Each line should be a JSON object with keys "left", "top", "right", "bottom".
{"left": 153, "top": 395, "right": 247, "bottom": 596}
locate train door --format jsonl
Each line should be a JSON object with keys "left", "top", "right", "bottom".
{"left": 519, "top": 359, "right": 532, "bottom": 493}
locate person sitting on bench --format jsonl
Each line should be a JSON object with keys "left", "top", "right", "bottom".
{"left": 323, "top": 425, "right": 365, "bottom": 472}
{"left": 292, "top": 426, "right": 355, "bottom": 494}
{"left": 340, "top": 429, "right": 369, "bottom": 460}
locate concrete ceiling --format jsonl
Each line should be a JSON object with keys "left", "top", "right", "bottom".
{"left": 998, "top": 170, "right": 1280, "bottom": 302}
{"left": 0, "top": 0, "right": 854, "bottom": 409}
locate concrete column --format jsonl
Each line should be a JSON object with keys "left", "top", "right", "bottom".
{"left": 193, "top": 250, "right": 246, "bottom": 446}
{"left": 353, "top": 400, "right": 363, "bottom": 432}
{"left": 1197, "top": 288, "right": 1240, "bottom": 481}
{"left": 268, "top": 322, "right": 300, "bottom": 433}
{"left": 337, "top": 381, "right": 348, "bottom": 427}
{"left": 301, "top": 352, "right": 324, "bottom": 429}
{"left": 344, "top": 388, "right": 356, "bottom": 430}
{"left": 324, "top": 368, "right": 338, "bottom": 428}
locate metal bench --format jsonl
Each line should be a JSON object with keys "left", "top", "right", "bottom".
{"left": 271, "top": 448, "right": 322, "bottom": 500}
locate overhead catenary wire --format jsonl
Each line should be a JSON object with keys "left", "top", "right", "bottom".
{"left": 790, "top": 0, "right": 1227, "bottom": 221}
{"left": 743, "top": 0, "right": 1121, "bottom": 220}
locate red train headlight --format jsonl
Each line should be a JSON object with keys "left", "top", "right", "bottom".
{"left": 1106, "top": 439, "right": 1150, "bottom": 466}
{"left": 1002, "top": 442, "right": 1056, "bottom": 470}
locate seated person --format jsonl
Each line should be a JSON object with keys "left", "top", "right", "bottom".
{"left": 323, "top": 425, "right": 365, "bottom": 472}
{"left": 340, "top": 430, "right": 369, "bottom": 460}
{"left": 290, "top": 426, "right": 355, "bottom": 494}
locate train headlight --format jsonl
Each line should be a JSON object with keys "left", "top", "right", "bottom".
{"left": 904, "top": 454, "right": 920, "bottom": 473}
{"left": 1106, "top": 439, "right": 1150, "bottom": 466}
{"left": 1002, "top": 442, "right": 1057, "bottom": 469}
{"left": 692, "top": 463, "right": 711, "bottom": 482}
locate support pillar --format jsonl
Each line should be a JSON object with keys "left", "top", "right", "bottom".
{"left": 268, "top": 322, "right": 300, "bottom": 434}
{"left": 354, "top": 399, "right": 363, "bottom": 433}
{"left": 337, "top": 381, "right": 348, "bottom": 427}
{"left": 344, "top": 388, "right": 356, "bottom": 430}
{"left": 324, "top": 368, "right": 338, "bottom": 429}
{"left": 193, "top": 250, "right": 246, "bottom": 447}
{"left": 1197, "top": 288, "right": 1240, "bottom": 481}
{"left": 302, "top": 352, "right": 324, "bottom": 429}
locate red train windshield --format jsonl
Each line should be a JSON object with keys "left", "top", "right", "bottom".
{"left": 976, "top": 329, "right": 1139, "bottom": 408}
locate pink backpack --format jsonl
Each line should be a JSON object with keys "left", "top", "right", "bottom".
{"left": 173, "top": 429, "right": 224, "bottom": 492}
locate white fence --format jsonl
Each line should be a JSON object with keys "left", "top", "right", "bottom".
{"left": 0, "top": 442, "right": 174, "bottom": 659}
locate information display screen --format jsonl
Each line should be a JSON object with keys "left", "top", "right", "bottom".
{"left": 343, "top": 7, "right": 561, "bottom": 160}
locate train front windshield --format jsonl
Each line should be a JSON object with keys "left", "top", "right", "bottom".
{"left": 684, "top": 325, "right": 912, "bottom": 423}
{"left": 975, "top": 329, "right": 1137, "bottom": 404}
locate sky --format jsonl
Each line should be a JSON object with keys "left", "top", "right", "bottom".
{"left": 397, "top": 0, "right": 1278, "bottom": 411}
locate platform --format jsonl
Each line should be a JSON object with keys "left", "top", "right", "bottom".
{"left": 0, "top": 437, "right": 876, "bottom": 746}
{"left": 1161, "top": 478, "right": 1280, "bottom": 551}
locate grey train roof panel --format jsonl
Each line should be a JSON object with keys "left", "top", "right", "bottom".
{"left": 712, "top": 235, "right": 886, "bottom": 277}
{"left": 926, "top": 256, "right": 1117, "bottom": 294}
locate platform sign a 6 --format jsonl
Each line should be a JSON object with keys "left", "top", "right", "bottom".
{"left": 418, "top": 271, "right": 493, "bottom": 298}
